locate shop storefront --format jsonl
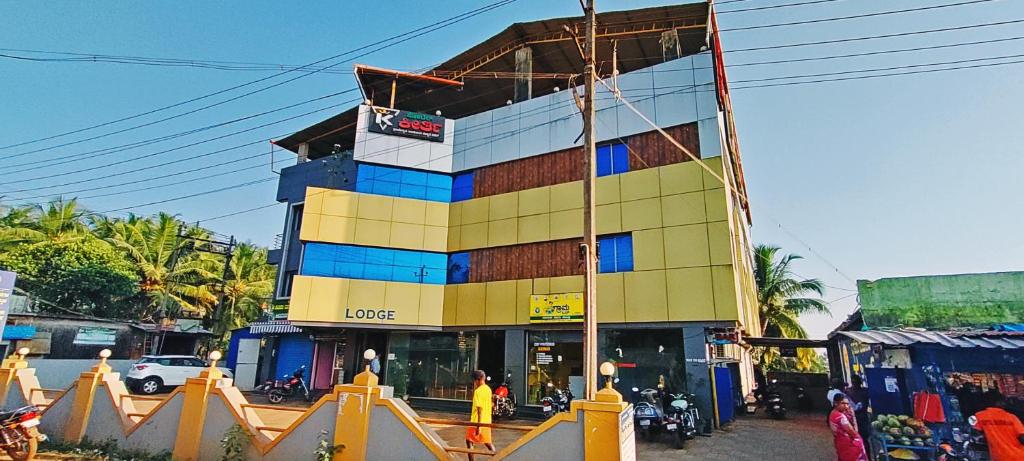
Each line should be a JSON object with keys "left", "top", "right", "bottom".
{"left": 386, "top": 331, "right": 478, "bottom": 399}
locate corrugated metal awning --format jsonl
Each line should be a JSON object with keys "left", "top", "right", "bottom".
{"left": 249, "top": 321, "right": 302, "bottom": 335}
{"left": 838, "top": 329, "right": 1024, "bottom": 349}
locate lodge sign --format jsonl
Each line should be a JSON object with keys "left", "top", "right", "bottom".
{"left": 368, "top": 106, "right": 445, "bottom": 142}
{"left": 345, "top": 308, "right": 397, "bottom": 321}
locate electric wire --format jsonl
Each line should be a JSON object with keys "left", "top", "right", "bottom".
{"left": 719, "top": 0, "right": 997, "bottom": 33}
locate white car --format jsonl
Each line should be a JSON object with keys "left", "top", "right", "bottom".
{"left": 126, "top": 355, "right": 233, "bottom": 394}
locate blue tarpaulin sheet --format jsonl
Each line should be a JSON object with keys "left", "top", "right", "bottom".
{"left": 993, "top": 324, "right": 1024, "bottom": 332}
{"left": 2, "top": 325, "right": 36, "bottom": 340}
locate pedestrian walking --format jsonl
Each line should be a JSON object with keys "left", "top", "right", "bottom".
{"left": 466, "top": 370, "right": 495, "bottom": 460}
{"left": 829, "top": 394, "right": 868, "bottom": 461}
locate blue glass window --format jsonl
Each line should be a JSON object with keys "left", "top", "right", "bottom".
{"left": 598, "top": 234, "right": 633, "bottom": 273}
{"left": 354, "top": 163, "right": 453, "bottom": 202}
{"left": 301, "top": 243, "right": 447, "bottom": 284}
{"left": 447, "top": 252, "right": 470, "bottom": 284}
{"left": 596, "top": 143, "right": 629, "bottom": 177}
{"left": 451, "top": 172, "right": 475, "bottom": 202}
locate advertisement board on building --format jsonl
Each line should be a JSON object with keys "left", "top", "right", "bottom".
{"left": 529, "top": 293, "right": 584, "bottom": 323}
{"left": 367, "top": 106, "right": 445, "bottom": 142}
{"left": 0, "top": 271, "right": 15, "bottom": 342}
{"left": 73, "top": 327, "right": 117, "bottom": 346}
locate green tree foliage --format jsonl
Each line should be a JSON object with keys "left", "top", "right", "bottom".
{"left": 0, "top": 239, "right": 139, "bottom": 318}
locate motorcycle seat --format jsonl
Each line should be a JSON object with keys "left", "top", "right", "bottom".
{"left": 0, "top": 406, "right": 35, "bottom": 422}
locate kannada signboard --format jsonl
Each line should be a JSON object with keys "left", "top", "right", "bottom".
{"left": 367, "top": 106, "right": 445, "bottom": 142}
{"left": 529, "top": 293, "right": 584, "bottom": 323}
{"left": 0, "top": 271, "right": 15, "bottom": 343}
{"left": 73, "top": 327, "right": 117, "bottom": 346}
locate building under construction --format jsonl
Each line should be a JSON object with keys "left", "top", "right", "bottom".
{"left": 261, "top": 1, "right": 759, "bottom": 426}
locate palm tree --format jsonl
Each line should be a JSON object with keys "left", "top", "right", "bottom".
{"left": 754, "top": 244, "right": 829, "bottom": 338}
{"left": 0, "top": 198, "right": 90, "bottom": 249}
{"left": 213, "top": 243, "right": 274, "bottom": 337}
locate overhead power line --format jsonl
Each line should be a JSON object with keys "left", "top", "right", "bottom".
{"left": 720, "top": 0, "right": 997, "bottom": 32}
{"left": 716, "top": 0, "right": 844, "bottom": 14}
{"left": 0, "top": 0, "right": 517, "bottom": 153}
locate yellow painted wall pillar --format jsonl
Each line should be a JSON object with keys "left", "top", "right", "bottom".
{"left": 63, "top": 349, "right": 113, "bottom": 443}
{"left": 0, "top": 348, "right": 29, "bottom": 406}
{"left": 172, "top": 352, "right": 224, "bottom": 461}
{"left": 333, "top": 359, "right": 380, "bottom": 461}
{"left": 581, "top": 379, "right": 633, "bottom": 461}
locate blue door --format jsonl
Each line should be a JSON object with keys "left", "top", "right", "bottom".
{"left": 714, "top": 366, "right": 734, "bottom": 424}
{"left": 275, "top": 334, "right": 315, "bottom": 380}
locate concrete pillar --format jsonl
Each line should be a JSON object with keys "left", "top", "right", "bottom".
{"left": 297, "top": 142, "right": 310, "bottom": 164}
{"left": 64, "top": 350, "right": 114, "bottom": 443}
{"left": 504, "top": 329, "right": 526, "bottom": 404}
{"left": 514, "top": 47, "right": 533, "bottom": 103}
{"left": 581, "top": 375, "right": 634, "bottom": 461}
{"left": 172, "top": 353, "right": 224, "bottom": 461}
{"left": 0, "top": 349, "right": 29, "bottom": 407}
{"left": 333, "top": 362, "right": 379, "bottom": 461}
{"left": 660, "top": 30, "right": 682, "bottom": 61}
{"left": 681, "top": 324, "right": 714, "bottom": 433}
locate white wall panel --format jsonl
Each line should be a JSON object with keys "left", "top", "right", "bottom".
{"left": 354, "top": 104, "right": 455, "bottom": 172}
{"left": 695, "top": 83, "right": 719, "bottom": 121}
{"left": 653, "top": 57, "right": 697, "bottom": 127}
{"left": 698, "top": 114, "right": 723, "bottom": 158}
{"left": 616, "top": 66, "right": 655, "bottom": 136}
{"left": 517, "top": 94, "right": 551, "bottom": 158}
{"left": 693, "top": 51, "right": 715, "bottom": 85}
{"left": 490, "top": 103, "right": 520, "bottom": 164}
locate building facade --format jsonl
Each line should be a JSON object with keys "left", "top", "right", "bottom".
{"left": 266, "top": 3, "right": 759, "bottom": 424}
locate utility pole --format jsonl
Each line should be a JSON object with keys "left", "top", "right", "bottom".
{"left": 581, "top": 0, "right": 599, "bottom": 401}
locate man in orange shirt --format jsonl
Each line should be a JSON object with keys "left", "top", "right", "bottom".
{"left": 970, "top": 399, "right": 1024, "bottom": 461}
{"left": 466, "top": 370, "right": 495, "bottom": 460}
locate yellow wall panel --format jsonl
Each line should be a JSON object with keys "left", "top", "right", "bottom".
{"left": 666, "top": 267, "right": 715, "bottom": 321}
{"left": 316, "top": 215, "right": 357, "bottom": 244}
{"left": 419, "top": 284, "right": 445, "bottom": 326}
{"left": 488, "top": 192, "right": 519, "bottom": 221}
{"left": 517, "top": 214, "right": 550, "bottom": 244}
{"left": 353, "top": 219, "right": 391, "bottom": 247}
{"left": 388, "top": 222, "right": 425, "bottom": 250}
{"left": 549, "top": 181, "right": 583, "bottom": 212}
{"left": 309, "top": 276, "right": 348, "bottom": 322}
{"left": 620, "top": 168, "right": 661, "bottom": 201}
{"left": 356, "top": 194, "right": 393, "bottom": 221}
{"left": 596, "top": 273, "right": 625, "bottom": 323}
{"left": 663, "top": 224, "right": 710, "bottom": 268}
{"left": 659, "top": 162, "right": 704, "bottom": 196}
{"left": 461, "top": 197, "right": 490, "bottom": 224}
{"left": 704, "top": 188, "right": 727, "bottom": 222}
{"left": 383, "top": 282, "right": 422, "bottom": 325}
{"left": 460, "top": 222, "right": 488, "bottom": 250}
{"left": 661, "top": 192, "right": 707, "bottom": 227}
{"left": 447, "top": 202, "right": 462, "bottom": 227}
{"left": 515, "top": 279, "right": 534, "bottom": 324}
{"left": 424, "top": 201, "right": 449, "bottom": 227}
{"left": 442, "top": 285, "right": 458, "bottom": 325}
{"left": 532, "top": 278, "right": 550, "bottom": 295}
{"left": 299, "top": 213, "right": 321, "bottom": 242}
{"left": 701, "top": 156, "right": 725, "bottom": 189}
{"left": 596, "top": 204, "right": 622, "bottom": 235}
{"left": 456, "top": 283, "right": 486, "bottom": 325}
{"left": 624, "top": 270, "right": 668, "bottom": 322}
{"left": 286, "top": 275, "right": 314, "bottom": 321}
{"left": 304, "top": 187, "right": 325, "bottom": 214}
{"left": 549, "top": 275, "right": 584, "bottom": 294}
{"left": 620, "top": 197, "right": 662, "bottom": 231}
{"left": 391, "top": 199, "right": 426, "bottom": 225}
{"left": 707, "top": 221, "right": 733, "bottom": 266}
{"left": 422, "top": 225, "right": 448, "bottom": 253}
{"left": 596, "top": 175, "right": 620, "bottom": 205}
{"left": 447, "top": 225, "right": 461, "bottom": 251}
{"left": 549, "top": 209, "right": 583, "bottom": 240}
{"left": 322, "top": 190, "right": 359, "bottom": 217}
{"left": 711, "top": 265, "right": 739, "bottom": 320}
{"left": 346, "top": 279, "right": 386, "bottom": 310}
{"left": 633, "top": 228, "right": 666, "bottom": 271}
{"left": 518, "top": 187, "right": 550, "bottom": 216}
{"left": 488, "top": 218, "right": 518, "bottom": 247}
{"left": 485, "top": 281, "right": 517, "bottom": 325}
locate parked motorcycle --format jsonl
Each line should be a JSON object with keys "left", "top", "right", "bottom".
{"left": 795, "top": 386, "right": 814, "bottom": 412}
{"left": 663, "top": 392, "right": 700, "bottom": 449}
{"left": 257, "top": 365, "right": 311, "bottom": 404}
{"left": 0, "top": 405, "right": 46, "bottom": 461}
{"left": 764, "top": 379, "right": 787, "bottom": 420}
{"left": 631, "top": 387, "right": 665, "bottom": 441}
{"left": 490, "top": 373, "right": 517, "bottom": 419}
{"left": 540, "top": 382, "right": 572, "bottom": 418}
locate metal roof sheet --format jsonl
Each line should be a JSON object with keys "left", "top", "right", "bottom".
{"left": 837, "top": 329, "right": 1024, "bottom": 350}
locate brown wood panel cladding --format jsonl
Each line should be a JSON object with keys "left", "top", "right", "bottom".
{"left": 471, "top": 122, "right": 700, "bottom": 198}
{"left": 467, "top": 238, "right": 583, "bottom": 283}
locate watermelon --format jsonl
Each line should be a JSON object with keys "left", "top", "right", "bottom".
{"left": 888, "top": 427, "right": 901, "bottom": 436}
{"left": 872, "top": 421, "right": 884, "bottom": 431}
{"left": 888, "top": 417, "right": 900, "bottom": 427}
{"left": 898, "top": 415, "right": 909, "bottom": 422}
{"left": 902, "top": 427, "right": 915, "bottom": 436}
{"left": 877, "top": 414, "right": 889, "bottom": 423}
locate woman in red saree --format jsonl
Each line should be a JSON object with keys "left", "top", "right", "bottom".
{"left": 829, "top": 394, "right": 868, "bottom": 461}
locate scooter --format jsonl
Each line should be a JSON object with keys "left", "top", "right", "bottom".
{"left": 490, "top": 373, "right": 517, "bottom": 419}
{"left": 795, "top": 386, "right": 814, "bottom": 411}
{"left": 260, "top": 365, "right": 311, "bottom": 404}
{"left": 0, "top": 405, "right": 46, "bottom": 461}
{"left": 631, "top": 387, "right": 665, "bottom": 441}
{"left": 764, "top": 379, "right": 787, "bottom": 420}
{"left": 663, "top": 392, "right": 699, "bottom": 449}
{"left": 540, "top": 382, "right": 572, "bottom": 418}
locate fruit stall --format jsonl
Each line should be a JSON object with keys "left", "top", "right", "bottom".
{"left": 870, "top": 414, "right": 935, "bottom": 461}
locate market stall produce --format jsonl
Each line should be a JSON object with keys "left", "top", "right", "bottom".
{"left": 870, "top": 414, "right": 937, "bottom": 461}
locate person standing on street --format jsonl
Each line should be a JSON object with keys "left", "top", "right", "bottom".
{"left": 829, "top": 394, "right": 868, "bottom": 461}
{"left": 970, "top": 398, "right": 1024, "bottom": 461}
{"left": 466, "top": 370, "right": 495, "bottom": 460}
{"left": 845, "top": 375, "right": 872, "bottom": 444}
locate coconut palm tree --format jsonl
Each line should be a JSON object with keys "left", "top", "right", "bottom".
{"left": 0, "top": 198, "right": 90, "bottom": 249}
{"left": 754, "top": 244, "right": 829, "bottom": 338}
{"left": 212, "top": 243, "right": 274, "bottom": 337}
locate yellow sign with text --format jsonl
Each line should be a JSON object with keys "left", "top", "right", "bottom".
{"left": 530, "top": 293, "right": 584, "bottom": 323}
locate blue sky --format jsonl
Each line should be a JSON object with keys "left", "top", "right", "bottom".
{"left": 2, "top": 0, "right": 1022, "bottom": 337}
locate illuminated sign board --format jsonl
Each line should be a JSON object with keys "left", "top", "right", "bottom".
{"left": 530, "top": 293, "right": 584, "bottom": 323}
{"left": 367, "top": 106, "right": 445, "bottom": 142}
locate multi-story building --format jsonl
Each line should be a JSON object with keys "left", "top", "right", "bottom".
{"left": 265, "top": 2, "right": 759, "bottom": 424}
